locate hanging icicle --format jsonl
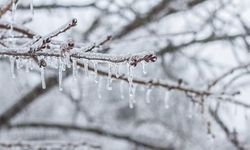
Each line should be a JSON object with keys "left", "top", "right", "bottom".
{"left": 25, "top": 59, "right": 30, "bottom": 73}
{"left": 16, "top": 58, "right": 22, "bottom": 70}
{"left": 10, "top": 1, "right": 17, "bottom": 37}
{"left": 40, "top": 66, "right": 46, "bottom": 89}
{"left": 30, "top": 0, "right": 34, "bottom": 18}
{"left": 164, "top": 91, "right": 169, "bottom": 109}
{"left": 115, "top": 63, "right": 120, "bottom": 78}
{"left": 142, "top": 61, "right": 147, "bottom": 75}
{"left": 97, "top": 77, "right": 102, "bottom": 99}
{"left": 58, "top": 58, "right": 64, "bottom": 91}
{"left": 84, "top": 60, "right": 89, "bottom": 77}
{"left": 93, "top": 61, "right": 98, "bottom": 83}
{"left": 120, "top": 81, "right": 125, "bottom": 100}
{"left": 127, "top": 63, "right": 134, "bottom": 98}
{"left": 129, "top": 84, "right": 137, "bottom": 109}
{"left": 146, "top": 87, "right": 152, "bottom": 103}
{"left": 187, "top": 102, "right": 194, "bottom": 119}
{"left": 9, "top": 56, "right": 16, "bottom": 79}
{"left": 106, "top": 63, "right": 113, "bottom": 90}
{"left": 65, "top": 52, "right": 71, "bottom": 68}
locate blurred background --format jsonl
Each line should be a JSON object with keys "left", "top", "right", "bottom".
{"left": 0, "top": 0, "right": 250, "bottom": 149}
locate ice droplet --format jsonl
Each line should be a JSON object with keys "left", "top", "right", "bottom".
{"left": 10, "top": 56, "right": 16, "bottom": 79}
{"left": 40, "top": 67, "right": 46, "bottom": 89}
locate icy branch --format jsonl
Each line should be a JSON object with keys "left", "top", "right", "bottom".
{"left": 0, "top": 0, "right": 18, "bottom": 18}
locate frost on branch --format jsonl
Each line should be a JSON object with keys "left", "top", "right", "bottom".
{"left": 0, "top": 2, "right": 241, "bottom": 112}
{"left": 0, "top": 16, "right": 159, "bottom": 108}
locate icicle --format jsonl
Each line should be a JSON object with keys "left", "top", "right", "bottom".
{"left": 210, "top": 136, "right": 215, "bottom": 150}
{"left": 16, "top": 58, "right": 22, "bottom": 70}
{"left": 93, "top": 61, "right": 98, "bottom": 83}
{"left": 58, "top": 58, "right": 64, "bottom": 91}
{"left": 106, "top": 63, "right": 113, "bottom": 90}
{"left": 142, "top": 61, "right": 147, "bottom": 75}
{"left": 120, "top": 81, "right": 125, "bottom": 100}
{"left": 25, "top": 59, "right": 30, "bottom": 73}
{"left": 40, "top": 67, "right": 46, "bottom": 89}
{"left": 164, "top": 91, "right": 169, "bottom": 109}
{"left": 129, "top": 95, "right": 134, "bottom": 108}
{"left": 129, "top": 84, "right": 137, "bottom": 108}
{"left": 10, "top": 56, "right": 16, "bottom": 79}
{"left": 10, "top": 1, "right": 16, "bottom": 35}
{"left": 84, "top": 60, "right": 89, "bottom": 77}
{"left": 146, "top": 87, "right": 152, "bottom": 103}
{"left": 72, "top": 59, "right": 78, "bottom": 80}
{"left": 29, "top": 58, "right": 34, "bottom": 70}
{"left": 234, "top": 104, "right": 238, "bottom": 116}
{"left": 115, "top": 64, "right": 120, "bottom": 78}
{"left": 245, "top": 109, "right": 248, "bottom": 121}
{"left": 50, "top": 57, "right": 58, "bottom": 69}
{"left": 187, "top": 102, "right": 194, "bottom": 119}
{"left": 127, "top": 63, "right": 134, "bottom": 101}
{"left": 30, "top": 0, "right": 34, "bottom": 18}
{"left": 65, "top": 52, "right": 71, "bottom": 68}
{"left": 97, "top": 78, "right": 102, "bottom": 99}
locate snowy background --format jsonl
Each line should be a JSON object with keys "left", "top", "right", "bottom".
{"left": 0, "top": 0, "right": 250, "bottom": 150}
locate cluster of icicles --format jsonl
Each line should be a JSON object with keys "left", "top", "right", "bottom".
{"left": 6, "top": 55, "right": 170, "bottom": 109}
{"left": 4, "top": 0, "right": 170, "bottom": 109}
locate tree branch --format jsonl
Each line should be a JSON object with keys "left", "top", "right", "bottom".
{"left": 209, "top": 108, "right": 246, "bottom": 150}
{"left": 6, "top": 122, "right": 174, "bottom": 150}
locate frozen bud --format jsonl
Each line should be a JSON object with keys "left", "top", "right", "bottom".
{"left": 71, "top": 18, "right": 77, "bottom": 26}
{"left": 39, "top": 59, "right": 47, "bottom": 67}
{"left": 67, "top": 39, "right": 74, "bottom": 48}
{"left": 43, "top": 38, "right": 51, "bottom": 44}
